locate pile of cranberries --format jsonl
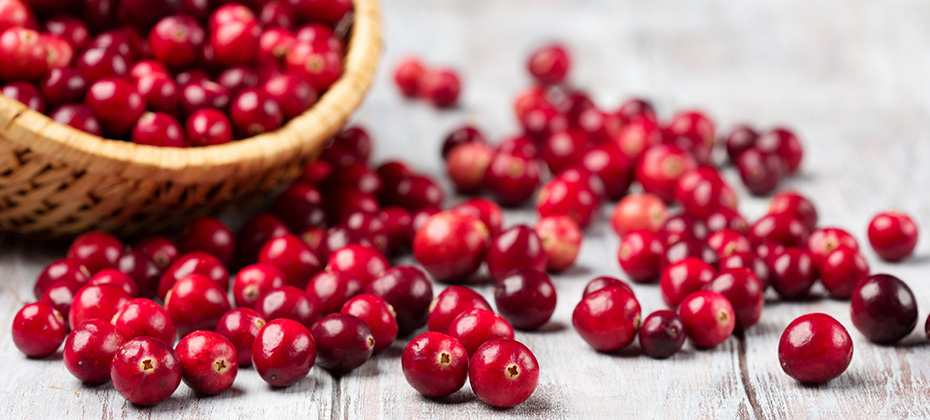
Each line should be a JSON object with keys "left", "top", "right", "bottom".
{"left": 0, "top": 0, "right": 350, "bottom": 147}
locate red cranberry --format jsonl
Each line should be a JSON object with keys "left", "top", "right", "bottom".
{"left": 86, "top": 78, "right": 145, "bottom": 136}
{"left": 617, "top": 229, "right": 666, "bottom": 283}
{"left": 271, "top": 182, "right": 326, "bottom": 231}
{"left": 583, "top": 276, "right": 634, "bottom": 298}
{"left": 111, "top": 337, "right": 182, "bottom": 406}
{"left": 300, "top": 227, "right": 331, "bottom": 260}
{"left": 448, "top": 308, "right": 515, "bottom": 356}
{"left": 325, "top": 244, "right": 389, "bottom": 287}
{"left": 63, "top": 320, "right": 125, "bottom": 383}
{"left": 850, "top": 274, "right": 917, "bottom": 343}
{"left": 756, "top": 241, "right": 787, "bottom": 264}
{"left": 411, "top": 211, "right": 489, "bottom": 283}
{"left": 536, "top": 174, "right": 601, "bottom": 228}
{"left": 768, "top": 190, "right": 818, "bottom": 231}
{"left": 441, "top": 125, "right": 487, "bottom": 158}
{"left": 451, "top": 198, "right": 503, "bottom": 237}
{"left": 164, "top": 274, "right": 231, "bottom": 336}
{"left": 420, "top": 68, "right": 461, "bottom": 108}
{"left": 674, "top": 167, "right": 738, "bottom": 218}
{"left": 255, "top": 286, "right": 319, "bottom": 328}
{"left": 183, "top": 108, "right": 232, "bottom": 146}
{"left": 487, "top": 225, "right": 548, "bottom": 282}
{"left": 135, "top": 73, "right": 180, "bottom": 113}
{"left": 180, "top": 80, "right": 231, "bottom": 116}
{"left": 325, "top": 163, "right": 383, "bottom": 197}
{"left": 778, "top": 313, "right": 852, "bottom": 383}
{"left": 446, "top": 141, "right": 493, "bottom": 195}
{"left": 662, "top": 239, "right": 718, "bottom": 271}
{"left": 233, "top": 264, "right": 286, "bottom": 309}
{"left": 284, "top": 0, "right": 352, "bottom": 24}
{"left": 484, "top": 150, "right": 541, "bottom": 207}
{"left": 519, "top": 102, "right": 568, "bottom": 139}
{"left": 512, "top": 85, "right": 549, "bottom": 120}
{"left": 610, "top": 193, "right": 668, "bottom": 236}
{"left": 677, "top": 290, "right": 735, "bottom": 348}
{"left": 325, "top": 190, "right": 378, "bottom": 225}
{"left": 341, "top": 293, "right": 398, "bottom": 352}
{"left": 401, "top": 332, "right": 468, "bottom": 398}
{"left": 134, "top": 236, "right": 179, "bottom": 270}
{"left": 258, "top": 27, "right": 297, "bottom": 65}
{"left": 252, "top": 318, "right": 316, "bottom": 386}
{"left": 659, "top": 213, "right": 709, "bottom": 245}
{"left": 411, "top": 206, "right": 441, "bottom": 234}
{"left": 80, "top": 0, "right": 118, "bottom": 29}
{"left": 215, "top": 307, "right": 266, "bottom": 367}
{"left": 259, "top": 234, "right": 323, "bottom": 289}
{"left": 496, "top": 134, "right": 539, "bottom": 159}
{"left": 324, "top": 125, "right": 373, "bottom": 166}
{"left": 428, "top": 286, "right": 492, "bottom": 334}
{"left": 581, "top": 142, "right": 634, "bottom": 200}
{"left": 534, "top": 215, "right": 582, "bottom": 272}
{"left": 49, "top": 104, "right": 103, "bottom": 135}
{"left": 707, "top": 228, "right": 752, "bottom": 259}
{"left": 310, "top": 313, "right": 374, "bottom": 373}
{"left": 305, "top": 270, "right": 362, "bottom": 316}
{"left": 806, "top": 227, "right": 860, "bottom": 270}
{"left": 75, "top": 46, "right": 128, "bottom": 84}
{"left": 704, "top": 207, "right": 750, "bottom": 234}
{"left": 393, "top": 57, "right": 425, "bottom": 98}
{"left": 719, "top": 251, "right": 771, "bottom": 290}
{"left": 659, "top": 257, "right": 716, "bottom": 308}
{"left": 89, "top": 268, "right": 138, "bottom": 298}
{"left": 868, "top": 211, "right": 919, "bottom": 262}
{"left": 234, "top": 215, "right": 287, "bottom": 266}
{"left": 540, "top": 128, "right": 589, "bottom": 174}
{"left": 820, "top": 247, "right": 869, "bottom": 299}
{"left": 747, "top": 213, "right": 810, "bottom": 249}
{"left": 68, "top": 284, "right": 130, "bottom": 330}
{"left": 285, "top": 39, "right": 342, "bottom": 91}
{"left": 67, "top": 231, "right": 123, "bottom": 275}
{"left": 177, "top": 217, "right": 234, "bottom": 265}
{"left": 638, "top": 310, "right": 686, "bottom": 359}
{"left": 149, "top": 15, "right": 205, "bottom": 69}
{"left": 493, "top": 269, "right": 557, "bottom": 331}
{"left": 367, "top": 266, "right": 433, "bottom": 336}
{"left": 39, "top": 281, "right": 80, "bottom": 316}
{"left": 663, "top": 110, "right": 715, "bottom": 164}
{"left": 724, "top": 124, "right": 758, "bottom": 162}
{"left": 12, "top": 302, "right": 67, "bottom": 358}
{"left": 208, "top": 6, "right": 261, "bottom": 66}
{"left": 131, "top": 112, "right": 187, "bottom": 147}
{"left": 572, "top": 286, "right": 641, "bottom": 351}
{"left": 469, "top": 339, "right": 539, "bottom": 408}
{"left": 3, "top": 81, "right": 44, "bottom": 112}
{"left": 384, "top": 174, "right": 445, "bottom": 212}
{"left": 111, "top": 298, "right": 174, "bottom": 345}
{"left": 34, "top": 257, "right": 89, "bottom": 300}
{"left": 116, "top": 250, "right": 161, "bottom": 299}
{"left": 757, "top": 127, "right": 803, "bottom": 174}
{"left": 263, "top": 73, "right": 317, "bottom": 119}
{"left": 735, "top": 147, "right": 785, "bottom": 196}
{"left": 129, "top": 59, "right": 168, "bottom": 80}
{"left": 612, "top": 115, "right": 661, "bottom": 159}
{"left": 0, "top": 28, "right": 47, "bottom": 82}
{"left": 230, "top": 87, "right": 283, "bottom": 137}
{"left": 175, "top": 330, "right": 238, "bottom": 395}
{"left": 259, "top": 1, "right": 293, "bottom": 28}
{"left": 158, "top": 252, "right": 229, "bottom": 299}
{"left": 703, "top": 268, "right": 764, "bottom": 331}
{"left": 635, "top": 144, "right": 698, "bottom": 202}
{"left": 0, "top": 0, "right": 35, "bottom": 34}
{"left": 527, "top": 42, "right": 570, "bottom": 84}
{"left": 379, "top": 207, "right": 414, "bottom": 255}
{"left": 769, "top": 248, "right": 816, "bottom": 299}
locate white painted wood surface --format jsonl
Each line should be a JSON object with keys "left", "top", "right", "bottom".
{"left": 3, "top": 0, "right": 930, "bottom": 418}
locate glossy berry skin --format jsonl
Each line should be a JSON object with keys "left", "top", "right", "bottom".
{"left": 534, "top": 215, "right": 583, "bottom": 272}
{"left": 413, "top": 211, "right": 490, "bottom": 283}
{"left": 420, "top": 68, "right": 461, "bottom": 108}
{"left": 111, "top": 337, "right": 182, "bottom": 406}
{"left": 448, "top": 308, "right": 515, "bottom": 356}
{"left": 112, "top": 298, "right": 174, "bottom": 345}
{"left": 135, "top": 236, "right": 179, "bottom": 270}
{"left": 638, "top": 310, "right": 686, "bottom": 359}
{"left": 393, "top": 57, "right": 425, "bottom": 98}
{"left": 659, "top": 257, "right": 716, "bottom": 308}
{"left": 252, "top": 318, "right": 316, "bottom": 387}
{"left": 131, "top": 112, "right": 187, "bottom": 148}
{"left": 572, "top": 287, "right": 641, "bottom": 352}
{"left": 527, "top": 43, "right": 570, "bottom": 84}
{"left": 707, "top": 229, "right": 753, "bottom": 259}
{"left": 427, "top": 286, "right": 492, "bottom": 334}
{"left": 135, "top": 74, "right": 180, "bottom": 114}
{"left": 487, "top": 226, "right": 548, "bottom": 282}
{"left": 310, "top": 314, "right": 375, "bottom": 373}
{"left": 175, "top": 331, "right": 238, "bottom": 395}
{"left": 704, "top": 268, "right": 764, "bottom": 331}
{"left": 186, "top": 108, "right": 234, "bottom": 146}
{"left": 451, "top": 198, "right": 504, "bottom": 237}
{"left": 68, "top": 284, "right": 131, "bottom": 330}
{"left": 635, "top": 144, "right": 698, "bottom": 202}
{"left": 254, "top": 286, "right": 320, "bottom": 329}
{"left": 446, "top": 141, "right": 493, "bottom": 195}
{"left": 661, "top": 239, "right": 718, "bottom": 272}
{"left": 177, "top": 217, "right": 235, "bottom": 265}
{"left": 230, "top": 88, "right": 284, "bottom": 138}
{"left": 306, "top": 270, "right": 363, "bottom": 315}
{"left": 820, "top": 247, "right": 870, "bottom": 299}
{"left": 677, "top": 291, "right": 736, "bottom": 348}
{"left": 778, "top": 313, "right": 852, "bottom": 383}
{"left": 49, "top": 104, "right": 103, "bottom": 136}
{"left": 233, "top": 264, "right": 287, "bottom": 309}
{"left": 116, "top": 251, "right": 160, "bottom": 299}
{"left": 3, "top": 82, "right": 44, "bottom": 112}
{"left": 484, "top": 151, "right": 541, "bottom": 207}
{"left": 469, "top": 339, "right": 540, "bottom": 408}
{"left": 768, "top": 191, "right": 818, "bottom": 231}
{"left": 735, "top": 147, "right": 785, "bottom": 196}
{"left": 149, "top": 15, "right": 205, "bottom": 69}
{"left": 67, "top": 231, "right": 123, "bottom": 275}
{"left": 868, "top": 211, "right": 919, "bottom": 262}
{"left": 806, "top": 227, "right": 860, "bottom": 270}
{"left": 611, "top": 193, "right": 668, "bottom": 236}
{"left": 401, "top": 332, "right": 469, "bottom": 398}
{"left": 12, "top": 303, "right": 67, "bottom": 358}
{"left": 341, "top": 294, "right": 398, "bottom": 352}
{"left": 747, "top": 214, "right": 810, "bottom": 248}
{"left": 164, "top": 274, "right": 231, "bottom": 337}
{"left": 583, "top": 276, "right": 635, "bottom": 298}
{"left": 724, "top": 124, "right": 758, "bottom": 162}
{"left": 850, "top": 274, "right": 917, "bottom": 344}
{"left": 285, "top": 39, "right": 343, "bottom": 91}
{"left": 158, "top": 252, "right": 229, "bottom": 299}
{"left": 271, "top": 182, "right": 325, "bottom": 232}
{"left": 39, "top": 281, "right": 80, "bottom": 317}
{"left": 757, "top": 127, "right": 803, "bottom": 174}
{"left": 664, "top": 110, "right": 716, "bottom": 164}
{"left": 259, "top": 235, "right": 323, "bottom": 289}
{"left": 325, "top": 245, "right": 389, "bottom": 287}
{"left": 704, "top": 207, "right": 750, "bottom": 234}
{"left": 383, "top": 174, "right": 445, "bottom": 213}
{"left": 493, "top": 269, "right": 557, "bottom": 331}
{"left": 215, "top": 308, "right": 266, "bottom": 367}
{"left": 34, "top": 258, "right": 90, "bottom": 300}
{"left": 581, "top": 142, "right": 634, "bottom": 200}
{"left": 63, "top": 320, "right": 125, "bottom": 383}
{"left": 367, "top": 266, "right": 434, "bottom": 336}
{"left": 769, "top": 248, "right": 816, "bottom": 299}
{"left": 536, "top": 175, "right": 601, "bottom": 229}
{"left": 719, "top": 251, "right": 771, "bottom": 290}
{"left": 617, "top": 229, "right": 666, "bottom": 283}
{"left": 85, "top": 78, "right": 146, "bottom": 136}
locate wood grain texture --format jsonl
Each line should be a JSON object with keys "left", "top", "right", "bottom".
{"left": 3, "top": 0, "right": 930, "bottom": 418}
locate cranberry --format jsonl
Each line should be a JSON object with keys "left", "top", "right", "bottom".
{"left": 662, "top": 239, "right": 718, "bottom": 271}
{"left": 255, "top": 286, "right": 320, "bottom": 328}
{"left": 677, "top": 290, "right": 735, "bottom": 348}
{"left": 383, "top": 174, "right": 445, "bottom": 212}
{"left": 540, "top": 129, "right": 588, "bottom": 175}
{"left": 757, "top": 127, "right": 803, "bottom": 174}
{"left": 805, "top": 227, "right": 859, "bottom": 270}
{"left": 401, "top": 332, "right": 469, "bottom": 398}
{"left": 393, "top": 57, "right": 426, "bottom": 98}
{"left": 180, "top": 80, "right": 231, "bottom": 116}
{"left": 778, "top": 313, "right": 852, "bottom": 383}
{"left": 410, "top": 211, "right": 488, "bottom": 283}
{"left": 583, "top": 276, "right": 635, "bottom": 298}
{"left": 635, "top": 144, "right": 698, "bottom": 202}
{"left": 12, "top": 302, "right": 67, "bottom": 358}
{"left": 34, "top": 257, "right": 89, "bottom": 300}
{"left": 341, "top": 293, "right": 398, "bottom": 352}
{"left": 49, "top": 104, "right": 103, "bottom": 136}
{"left": 258, "top": 27, "right": 297, "bottom": 64}
{"left": 724, "top": 124, "right": 758, "bottom": 162}
{"left": 3, "top": 81, "right": 44, "bottom": 112}
{"left": 80, "top": 0, "right": 118, "bottom": 29}
{"left": 484, "top": 150, "right": 541, "bottom": 207}
{"left": 446, "top": 308, "right": 514, "bottom": 357}
{"left": 300, "top": 227, "right": 331, "bottom": 260}
{"left": 674, "top": 167, "right": 738, "bottom": 218}
{"left": 747, "top": 214, "right": 810, "bottom": 249}
{"left": 446, "top": 141, "right": 493, "bottom": 195}
{"left": 271, "top": 182, "right": 325, "bottom": 231}
{"left": 39, "top": 281, "right": 80, "bottom": 316}
{"left": 184, "top": 108, "right": 233, "bottom": 147}
{"left": 164, "top": 274, "right": 231, "bottom": 336}
{"left": 493, "top": 269, "right": 557, "bottom": 331}
{"left": 229, "top": 87, "right": 283, "bottom": 137}
{"left": 572, "top": 286, "right": 641, "bottom": 351}
{"left": 285, "top": 39, "right": 342, "bottom": 91}
{"left": 68, "top": 284, "right": 130, "bottom": 330}
{"left": 768, "top": 191, "right": 818, "bottom": 231}
{"left": 132, "top": 74, "right": 178, "bottom": 114}
{"left": 868, "top": 211, "right": 919, "bottom": 262}
{"left": 149, "top": 15, "right": 205, "bottom": 69}
{"left": 258, "top": 234, "right": 323, "bottom": 289}
{"left": 326, "top": 125, "right": 373, "bottom": 166}
{"left": 175, "top": 330, "right": 238, "bottom": 395}
{"left": 325, "top": 163, "right": 383, "bottom": 197}
{"left": 441, "top": 125, "right": 487, "bottom": 158}
{"left": 86, "top": 78, "right": 145, "bottom": 136}
{"left": 536, "top": 174, "right": 601, "bottom": 228}
{"left": 208, "top": 6, "right": 261, "bottom": 67}
{"left": 114, "top": 251, "right": 160, "bottom": 299}
{"left": 176, "top": 217, "right": 234, "bottom": 264}
{"left": 704, "top": 268, "right": 764, "bottom": 331}
{"left": 704, "top": 207, "right": 750, "bottom": 234}
{"left": 304, "top": 271, "right": 360, "bottom": 316}
{"left": 581, "top": 142, "right": 634, "bottom": 200}
{"left": 0, "top": 0, "right": 35, "bottom": 34}
{"left": 610, "top": 193, "right": 668, "bottom": 236}
{"left": 617, "top": 229, "right": 666, "bottom": 283}
{"left": 428, "top": 286, "right": 492, "bottom": 334}
{"left": 263, "top": 73, "right": 317, "bottom": 119}
{"left": 659, "top": 257, "right": 716, "bottom": 308}
{"left": 215, "top": 307, "right": 266, "bottom": 367}
{"left": 230, "top": 265, "right": 282, "bottom": 308}
{"left": 756, "top": 241, "right": 787, "bottom": 264}
{"left": 411, "top": 206, "right": 441, "bottom": 234}
{"left": 325, "top": 244, "right": 389, "bottom": 287}
{"left": 75, "top": 46, "right": 128, "bottom": 84}
{"left": 526, "top": 42, "right": 570, "bottom": 84}
{"left": 660, "top": 213, "right": 709, "bottom": 245}
{"left": 767, "top": 247, "right": 815, "bottom": 299}
{"left": 451, "top": 198, "right": 504, "bottom": 237}
{"left": 707, "top": 228, "right": 752, "bottom": 259}
{"left": 850, "top": 274, "right": 917, "bottom": 343}
{"left": 67, "top": 231, "right": 123, "bottom": 275}
{"left": 111, "top": 337, "right": 182, "bottom": 406}
{"left": 284, "top": 0, "right": 352, "bottom": 24}
{"left": 0, "top": 28, "right": 47, "bottom": 82}
{"left": 820, "top": 247, "right": 870, "bottom": 299}
{"left": 132, "top": 112, "right": 187, "bottom": 147}
{"left": 129, "top": 59, "right": 168, "bottom": 80}
{"left": 512, "top": 85, "right": 549, "bottom": 120}
{"left": 420, "top": 68, "right": 461, "bottom": 108}
{"left": 110, "top": 297, "right": 173, "bottom": 344}
{"left": 496, "top": 134, "right": 539, "bottom": 159}
{"left": 252, "top": 318, "right": 316, "bottom": 386}
{"left": 469, "top": 338, "right": 540, "bottom": 408}
{"left": 487, "top": 225, "right": 548, "bottom": 282}
{"left": 379, "top": 207, "right": 414, "bottom": 255}
{"left": 663, "top": 110, "right": 715, "bottom": 163}
{"left": 534, "top": 215, "right": 582, "bottom": 272}
{"left": 719, "top": 251, "right": 771, "bottom": 290}
{"left": 638, "top": 310, "right": 686, "bottom": 359}
{"left": 325, "top": 190, "right": 378, "bottom": 225}
{"left": 367, "top": 266, "right": 433, "bottom": 336}
{"left": 310, "top": 313, "right": 374, "bottom": 373}
{"left": 134, "top": 236, "right": 179, "bottom": 270}
{"left": 63, "top": 320, "right": 125, "bottom": 383}
{"left": 735, "top": 147, "right": 785, "bottom": 196}
{"left": 158, "top": 252, "right": 229, "bottom": 298}
{"left": 612, "top": 115, "right": 661, "bottom": 159}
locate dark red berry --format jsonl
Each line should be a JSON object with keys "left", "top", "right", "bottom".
{"left": 635, "top": 144, "right": 698, "bottom": 202}
{"left": 487, "top": 225, "right": 548, "bottom": 282}
{"left": 756, "top": 127, "right": 803, "bottom": 174}
{"left": 779, "top": 313, "right": 852, "bottom": 383}
{"left": 850, "top": 274, "right": 917, "bottom": 344}
{"left": 34, "top": 257, "right": 89, "bottom": 300}
{"left": 420, "top": 68, "right": 461, "bottom": 108}
{"left": 149, "top": 15, "right": 205, "bottom": 69}
{"left": 112, "top": 298, "right": 174, "bottom": 344}
{"left": 178, "top": 217, "right": 235, "bottom": 265}
{"left": 258, "top": 234, "right": 323, "bottom": 289}
{"left": 527, "top": 42, "right": 570, "bottom": 85}
{"left": 401, "top": 332, "right": 468, "bottom": 398}
{"left": 215, "top": 307, "right": 266, "bottom": 367}
{"left": 468, "top": 339, "right": 540, "bottom": 408}
{"left": 703, "top": 268, "right": 764, "bottom": 331}
{"left": 176, "top": 330, "right": 238, "bottom": 395}
{"left": 427, "top": 285, "right": 492, "bottom": 334}
{"left": 820, "top": 247, "right": 870, "bottom": 299}
{"left": 164, "top": 274, "right": 231, "bottom": 336}
{"left": 67, "top": 231, "right": 123, "bottom": 274}
{"left": 677, "top": 291, "right": 735, "bottom": 348}
{"left": 769, "top": 248, "right": 816, "bottom": 299}
{"left": 12, "top": 302, "right": 67, "bottom": 358}
{"left": 325, "top": 245, "right": 389, "bottom": 287}
{"left": 68, "top": 284, "right": 130, "bottom": 330}
{"left": 806, "top": 227, "right": 860, "bottom": 270}
{"left": 441, "top": 125, "right": 487, "bottom": 158}
{"left": 868, "top": 211, "right": 919, "bottom": 262}
{"left": 659, "top": 257, "right": 716, "bottom": 308}
{"left": 768, "top": 191, "right": 818, "bottom": 231}
{"left": 572, "top": 287, "right": 641, "bottom": 351}
{"left": 367, "top": 266, "right": 433, "bottom": 336}
{"left": 638, "top": 310, "right": 686, "bottom": 359}
{"left": 252, "top": 318, "right": 316, "bottom": 387}
{"left": 310, "top": 313, "right": 375, "bottom": 373}
{"left": 185, "top": 108, "right": 234, "bottom": 146}
{"left": 86, "top": 78, "right": 145, "bottom": 136}
{"left": 341, "top": 293, "right": 398, "bottom": 352}
{"left": 484, "top": 151, "right": 541, "bottom": 207}
{"left": 617, "top": 229, "right": 666, "bottom": 283}
{"left": 413, "top": 211, "right": 490, "bottom": 283}
{"left": 735, "top": 147, "right": 785, "bottom": 196}
{"left": 254, "top": 285, "right": 320, "bottom": 328}
{"left": 724, "top": 124, "right": 758, "bottom": 162}
{"left": 158, "top": 252, "right": 229, "bottom": 299}
{"left": 493, "top": 269, "right": 556, "bottom": 331}
{"left": 111, "top": 337, "right": 182, "bottom": 406}
{"left": 63, "top": 320, "right": 125, "bottom": 383}
{"left": 448, "top": 308, "right": 515, "bottom": 356}
{"left": 134, "top": 236, "right": 179, "bottom": 270}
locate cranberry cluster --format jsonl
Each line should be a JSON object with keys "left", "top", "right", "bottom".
{"left": 393, "top": 56, "right": 461, "bottom": 108}
{"left": 0, "top": 0, "right": 349, "bottom": 146}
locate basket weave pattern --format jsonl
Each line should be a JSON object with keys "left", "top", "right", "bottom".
{"left": 0, "top": 0, "right": 381, "bottom": 237}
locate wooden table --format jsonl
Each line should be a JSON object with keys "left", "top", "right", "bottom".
{"left": 3, "top": 0, "right": 930, "bottom": 418}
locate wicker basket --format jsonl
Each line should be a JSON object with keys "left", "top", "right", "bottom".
{"left": 0, "top": 0, "right": 381, "bottom": 238}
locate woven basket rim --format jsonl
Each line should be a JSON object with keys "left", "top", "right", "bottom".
{"left": 0, "top": 0, "right": 381, "bottom": 181}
